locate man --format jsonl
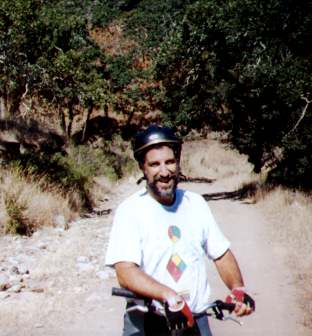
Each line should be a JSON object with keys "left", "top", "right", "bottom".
{"left": 105, "top": 125, "right": 255, "bottom": 335}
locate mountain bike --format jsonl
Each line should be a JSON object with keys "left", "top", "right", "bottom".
{"left": 112, "top": 287, "right": 242, "bottom": 335}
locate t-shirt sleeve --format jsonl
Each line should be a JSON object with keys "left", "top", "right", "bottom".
{"left": 200, "top": 197, "right": 230, "bottom": 260}
{"left": 105, "top": 202, "right": 142, "bottom": 267}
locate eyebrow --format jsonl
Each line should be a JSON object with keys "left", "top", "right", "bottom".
{"left": 147, "top": 157, "right": 177, "bottom": 165}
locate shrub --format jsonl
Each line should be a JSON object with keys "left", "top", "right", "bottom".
{"left": 6, "top": 135, "right": 137, "bottom": 212}
{"left": 4, "top": 193, "right": 30, "bottom": 235}
{"left": 0, "top": 167, "right": 75, "bottom": 236}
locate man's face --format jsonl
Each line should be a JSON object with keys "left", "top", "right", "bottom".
{"left": 142, "top": 145, "right": 180, "bottom": 205}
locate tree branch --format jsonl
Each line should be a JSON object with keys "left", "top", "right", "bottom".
{"left": 286, "top": 95, "right": 311, "bottom": 136}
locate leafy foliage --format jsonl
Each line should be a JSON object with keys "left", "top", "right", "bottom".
{"left": 0, "top": 0, "right": 111, "bottom": 135}
{"left": 125, "top": 0, "right": 196, "bottom": 49}
{"left": 1, "top": 0, "right": 312, "bottom": 193}
{"left": 156, "top": 0, "right": 312, "bottom": 187}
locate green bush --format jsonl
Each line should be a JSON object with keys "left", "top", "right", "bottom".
{"left": 125, "top": 0, "right": 196, "bottom": 49}
{"left": 8, "top": 136, "right": 137, "bottom": 211}
{"left": 4, "top": 194, "right": 31, "bottom": 236}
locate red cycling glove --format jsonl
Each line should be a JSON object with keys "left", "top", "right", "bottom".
{"left": 164, "top": 296, "right": 194, "bottom": 331}
{"left": 225, "top": 288, "right": 255, "bottom": 311}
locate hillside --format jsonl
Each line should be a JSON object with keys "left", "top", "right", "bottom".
{"left": 1, "top": 0, "right": 311, "bottom": 192}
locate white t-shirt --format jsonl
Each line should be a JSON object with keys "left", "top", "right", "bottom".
{"left": 105, "top": 188, "right": 230, "bottom": 313}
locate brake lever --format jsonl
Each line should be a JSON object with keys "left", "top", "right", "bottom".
{"left": 210, "top": 300, "right": 243, "bottom": 326}
{"left": 223, "top": 315, "right": 244, "bottom": 325}
{"left": 126, "top": 305, "right": 149, "bottom": 313}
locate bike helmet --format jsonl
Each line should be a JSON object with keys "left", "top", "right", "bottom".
{"left": 133, "top": 125, "right": 182, "bottom": 162}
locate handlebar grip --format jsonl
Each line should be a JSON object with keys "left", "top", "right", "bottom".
{"left": 214, "top": 300, "right": 235, "bottom": 312}
{"left": 112, "top": 287, "right": 141, "bottom": 299}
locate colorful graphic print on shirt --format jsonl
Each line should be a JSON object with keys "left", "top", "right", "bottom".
{"left": 166, "top": 225, "right": 187, "bottom": 282}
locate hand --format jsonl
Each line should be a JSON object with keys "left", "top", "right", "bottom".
{"left": 164, "top": 296, "right": 194, "bottom": 331}
{"left": 225, "top": 288, "right": 255, "bottom": 316}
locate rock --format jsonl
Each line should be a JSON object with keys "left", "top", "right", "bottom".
{"left": 23, "top": 273, "right": 30, "bottom": 279}
{"left": 86, "top": 292, "right": 101, "bottom": 304}
{"left": 32, "top": 231, "right": 41, "bottom": 238}
{"left": 10, "top": 265, "right": 20, "bottom": 274}
{"left": 7, "top": 283, "right": 24, "bottom": 293}
{"left": 77, "top": 256, "right": 90, "bottom": 263}
{"left": 77, "top": 262, "right": 94, "bottom": 272}
{"left": 18, "top": 265, "right": 30, "bottom": 275}
{"left": 76, "top": 255, "right": 98, "bottom": 272}
{"left": 54, "top": 227, "right": 65, "bottom": 234}
{"left": 0, "top": 292, "right": 10, "bottom": 300}
{"left": 53, "top": 215, "right": 65, "bottom": 227}
{"left": 96, "top": 270, "right": 110, "bottom": 280}
{"left": 31, "top": 288, "right": 44, "bottom": 293}
{"left": 37, "top": 242, "right": 47, "bottom": 249}
{"left": 0, "top": 273, "right": 10, "bottom": 291}
{"left": 8, "top": 274, "right": 23, "bottom": 285}
{"left": 34, "top": 323, "right": 44, "bottom": 328}
{"left": 7, "top": 256, "right": 19, "bottom": 266}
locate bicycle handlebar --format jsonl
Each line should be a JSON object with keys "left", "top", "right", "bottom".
{"left": 111, "top": 287, "right": 241, "bottom": 325}
{"left": 112, "top": 287, "right": 143, "bottom": 300}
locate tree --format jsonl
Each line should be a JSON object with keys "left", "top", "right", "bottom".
{"left": 156, "top": 0, "right": 312, "bottom": 187}
{"left": 0, "top": 0, "right": 44, "bottom": 117}
{"left": 0, "top": 0, "right": 111, "bottom": 136}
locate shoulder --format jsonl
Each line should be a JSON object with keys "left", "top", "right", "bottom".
{"left": 116, "top": 188, "right": 149, "bottom": 212}
{"left": 178, "top": 188, "right": 207, "bottom": 204}
{"left": 177, "top": 188, "right": 212, "bottom": 216}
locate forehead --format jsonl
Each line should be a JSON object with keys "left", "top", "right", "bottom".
{"left": 144, "top": 145, "right": 175, "bottom": 162}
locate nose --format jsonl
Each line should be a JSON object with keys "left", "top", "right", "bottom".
{"left": 159, "top": 163, "right": 170, "bottom": 177}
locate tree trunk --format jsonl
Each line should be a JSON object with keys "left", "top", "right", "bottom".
{"left": 0, "top": 95, "right": 9, "bottom": 119}
{"left": 81, "top": 103, "right": 93, "bottom": 142}
{"left": 67, "top": 104, "right": 74, "bottom": 137}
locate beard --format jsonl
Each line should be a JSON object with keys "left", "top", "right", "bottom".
{"left": 146, "top": 174, "right": 179, "bottom": 205}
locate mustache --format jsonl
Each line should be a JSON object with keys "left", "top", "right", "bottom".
{"left": 137, "top": 172, "right": 182, "bottom": 185}
{"left": 154, "top": 175, "right": 177, "bottom": 183}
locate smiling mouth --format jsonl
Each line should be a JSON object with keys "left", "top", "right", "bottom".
{"left": 156, "top": 178, "right": 173, "bottom": 186}
{"left": 158, "top": 182, "right": 171, "bottom": 190}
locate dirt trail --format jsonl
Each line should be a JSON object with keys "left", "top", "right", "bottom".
{"left": 206, "top": 196, "right": 306, "bottom": 335}
{"left": 179, "top": 180, "right": 309, "bottom": 336}
{"left": 0, "top": 152, "right": 310, "bottom": 335}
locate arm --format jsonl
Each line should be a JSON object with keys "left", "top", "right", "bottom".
{"left": 213, "top": 249, "right": 244, "bottom": 290}
{"left": 115, "top": 261, "right": 177, "bottom": 302}
{"left": 214, "top": 249, "right": 254, "bottom": 316}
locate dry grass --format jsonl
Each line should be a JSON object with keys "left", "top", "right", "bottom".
{"left": 0, "top": 168, "right": 77, "bottom": 236}
{"left": 181, "top": 135, "right": 254, "bottom": 190}
{"left": 258, "top": 187, "right": 312, "bottom": 327}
